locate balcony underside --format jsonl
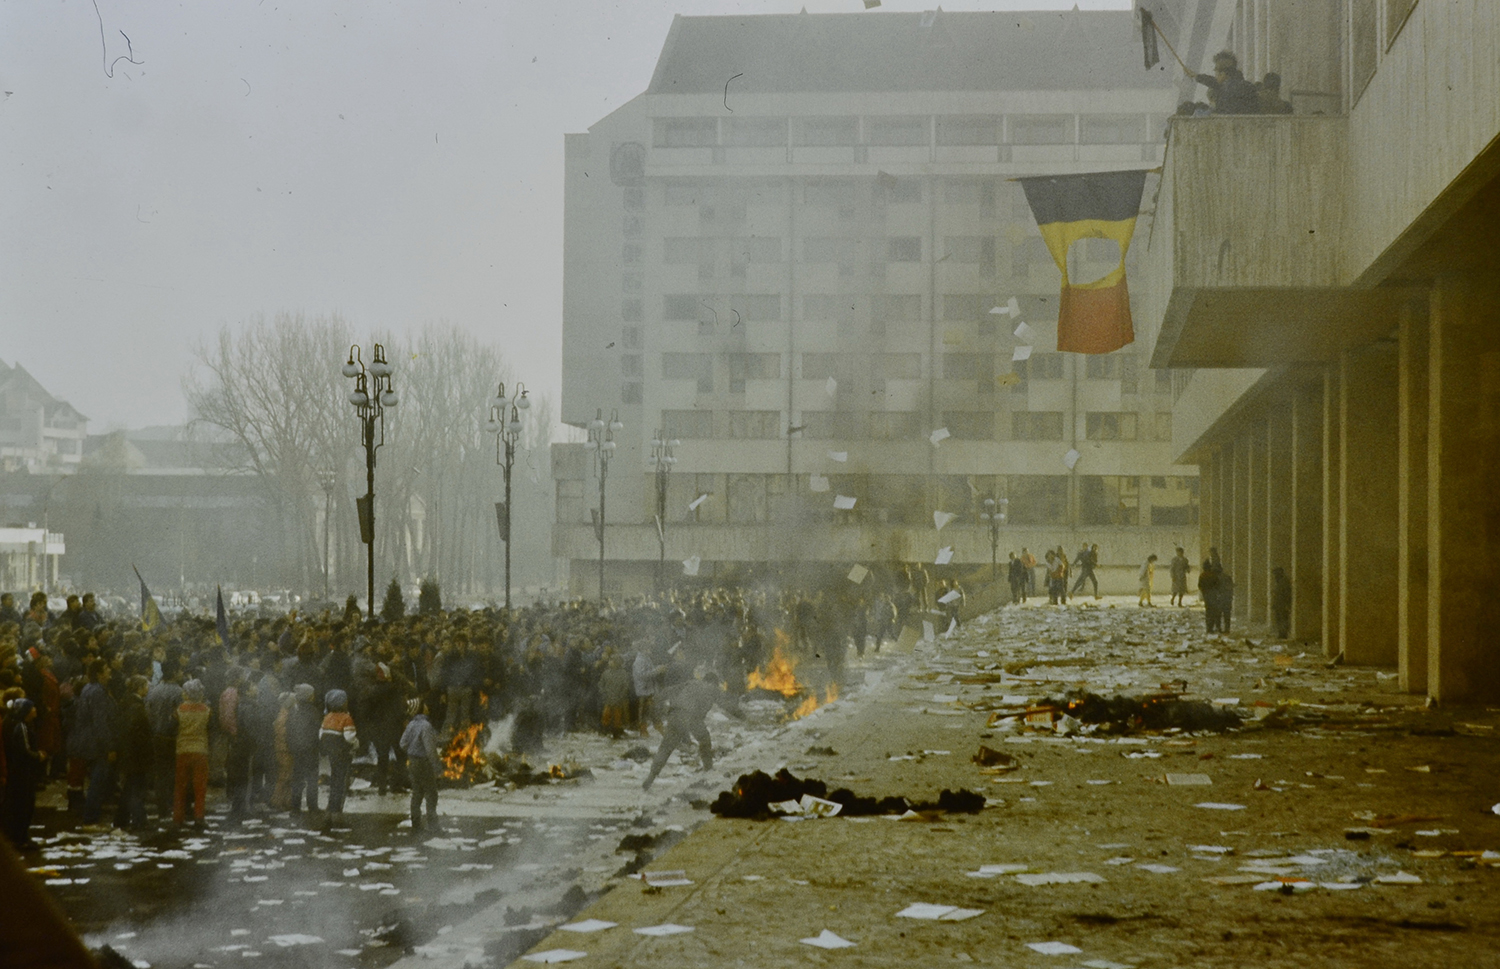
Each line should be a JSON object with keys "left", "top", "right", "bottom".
{"left": 1151, "top": 287, "right": 1412, "bottom": 370}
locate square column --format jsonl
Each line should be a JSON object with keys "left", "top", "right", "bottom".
{"left": 1246, "top": 422, "right": 1269, "bottom": 624}
{"left": 1321, "top": 367, "right": 1341, "bottom": 657}
{"left": 1290, "top": 380, "right": 1323, "bottom": 641}
{"left": 1231, "top": 438, "right": 1251, "bottom": 621}
{"left": 1338, "top": 342, "right": 1400, "bottom": 666}
{"left": 1398, "top": 298, "right": 1430, "bottom": 694}
{"left": 1426, "top": 274, "right": 1500, "bottom": 703}
{"left": 1266, "top": 406, "right": 1294, "bottom": 626}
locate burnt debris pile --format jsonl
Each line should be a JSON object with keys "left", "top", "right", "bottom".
{"left": 1046, "top": 688, "right": 1243, "bottom": 733}
{"left": 710, "top": 768, "right": 985, "bottom": 819}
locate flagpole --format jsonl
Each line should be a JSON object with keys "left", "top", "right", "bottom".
{"left": 1144, "top": 9, "right": 1191, "bottom": 73}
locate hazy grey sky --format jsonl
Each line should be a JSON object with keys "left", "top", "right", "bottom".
{"left": 1, "top": 0, "right": 1128, "bottom": 431}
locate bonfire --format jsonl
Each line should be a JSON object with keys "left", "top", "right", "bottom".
{"left": 745, "top": 640, "right": 839, "bottom": 721}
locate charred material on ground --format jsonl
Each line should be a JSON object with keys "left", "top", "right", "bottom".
{"left": 709, "top": 768, "right": 985, "bottom": 819}
{"left": 1043, "top": 688, "right": 1244, "bottom": 733}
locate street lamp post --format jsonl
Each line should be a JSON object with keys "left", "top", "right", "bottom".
{"left": 584, "top": 408, "right": 622, "bottom": 601}
{"left": 980, "top": 496, "right": 1007, "bottom": 579}
{"left": 646, "top": 430, "right": 679, "bottom": 588}
{"left": 341, "top": 343, "right": 399, "bottom": 620}
{"left": 485, "top": 380, "right": 530, "bottom": 613}
{"left": 316, "top": 469, "right": 337, "bottom": 601}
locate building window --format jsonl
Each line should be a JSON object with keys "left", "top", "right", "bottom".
{"left": 879, "top": 178, "right": 922, "bottom": 203}
{"left": 622, "top": 244, "right": 642, "bottom": 264}
{"left": 1080, "top": 475, "right": 1140, "bottom": 526}
{"left": 936, "top": 115, "right": 999, "bottom": 146}
{"left": 727, "top": 353, "right": 780, "bottom": 382}
{"left": 622, "top": 187, "right": 644, "bottom": 210}
{"left": 1007, "top": 475, "right": 1068, "bottom": 525}
{"left": 1008, "top": 114, "right": 1075, "bottom": 145}
{"left": 622, "top": 326, "right": 642, "bottom": 350}
{"left": 887, "top": 237, "right": 921, "bottom": 262}
{"left": 1155, "top": 369, "right": 1174, "bottom": 394}
{"left": 621, "top": 355, "right": 643, "bottom": 378}
{"left": 622, "top": 383, "right": 642, "bottom": 405}
{"left": 867, "top": 116, "right": 928, "bottom": 146}
{"left": 801, "top": 353, "right": 851, "bottom": 382}
{"left": 1085, "top": 356, "right": 1119, "bottom": 380}
{"left": 731, "top": 294, "right": 782, "bottom": 322}
{"left": 724, "top": 117, "right": 787, "bottom": 147}
{"left": 1012, "top": 411, "right": 1065, "bottom": 441}
{"left": 734, "top": 236, "right": 781, "bottom": 263}
{"left": 622, "top": 275, "right": 642, "bottom": 293}
{"left": 804, "top": 237, "right": 859, "bottom": 263}
{"left": 800, "top": 411, "right": 858, "bottom": 440}
{"left": 1120, "top": 357, "right": 1139, "bottom": 395}
{"left": 727, "top": 474, "right": 770, "bottom": 523}
{"left": 868, "top": 412, "right": 922, "bottom": 440}
{"left": 1021, "top": 353, "right": 1065, "bottom": 380}
{"left": 661, "top": 409, "right": 713, "bottom": 439}
{"left": 804, "top": 180, "right": 858, "bottom": 206}
{"left": 943, "top": 411, "right": 994, "bottom": 440}
{"left": 623, "top": 216, "right": 642, "bottom": 237}
{"left": 621, "top": 299, "right": 643, "bottom": 322}
{"left": 796, "top": 117, "right": 858, "bottom": 146}
{"left": 872, "top": 294, "right": 920, "bottom": 327}
{"left": 941, "top": 294, "right": 988, "bottom": 321}
{"left": 874, "top": 353, "right": 921, "bottom": 381}
{"left": 664, "top": 238, "right": 707, "bottom": 264}
{"left": 663, "top": 294, "right": 705, "bottom": 320}
{"left": 1155, "top": 412, "right": 1173, "bottom": 441}
{"left": 1080, "top": 114, "right": 1147, "bottom": 144}
{"left": 727, "top": 410, "right": 780, "bottom": 440}
{"left": 1147, "top": 475, "right": 1199, "bottom": 526}
{"left": 1085, "top": 412, "right": 1138, "bottom": 441}
{"left": 943, "top": 180, "right": 982, "bottom": 206}
{"left": 662, "top": 353, "right": 713, "bottom": 393}
{"left": 803, "top": 295, "right": 857, "bottom": 321}
{"left": 654, "top": 118, "right": 716, "bottom": 148}
{"left": 942, "top": 353, "right": 991, "bottom": 381}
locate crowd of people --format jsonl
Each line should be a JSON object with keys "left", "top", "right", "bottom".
{"left": 0, "top": 570, "right": 940, "bottom": 852}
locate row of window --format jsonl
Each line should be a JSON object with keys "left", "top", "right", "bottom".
{"left": 653, "top": 408, "right": 1172, "bottom": 443}
{"left": 659, "top": 177, "right": 1033, "bottom": 211}
{"left": 653, "top": 115, "right": 1159, "bottom": 149}
{"left": 558, "top": 473, "right": 1197, "bottom": 528}
{"left": 652, "top": 236, "right": 1112, "bottom": 269}
{"left": 645, "top": 352, "right": 1157, "bottom": 386}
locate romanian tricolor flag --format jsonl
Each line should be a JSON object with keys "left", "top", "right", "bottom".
{"left": 133, "top": 564, "right": 163, "bottom": 632}
{"left": 1018, "top": 169, "right": 1150, "bottom": 355}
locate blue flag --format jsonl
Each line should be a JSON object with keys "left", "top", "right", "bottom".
{"left": 216, "top": 585, "right": 230, "bottom": 646}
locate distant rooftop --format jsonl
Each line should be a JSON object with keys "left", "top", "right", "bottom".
{"left": 646, "top": 10, "right": 1174, "bottom": 96}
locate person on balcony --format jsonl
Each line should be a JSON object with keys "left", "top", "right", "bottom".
{"left": 1191, "top": 50, "right": 1259, "bottom": 114}
{"left": 1257, "top": 73, "right": 1295, "bottom": 114}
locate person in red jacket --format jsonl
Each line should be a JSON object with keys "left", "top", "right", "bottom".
{"left": 172, "top": 680, "right": 211, "bottom": 827}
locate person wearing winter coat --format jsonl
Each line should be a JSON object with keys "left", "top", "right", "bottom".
{"left": 286, "top": 683, "right": 322, "bottom": 814}
{"left": 173, "top": 679, "right": 211, "bottom": 826}
{"left": 363, "top": 663, "right": 409, "bottom": 796}
{"left": 400, "top": 699, "right": 441, "bottom": 832}
{"left": 319, "top": 689, "right": 358, "bottom": 814}
{"left": 3, "top": 699, "right": 45, "bottom": 851}
{"left": 271, "top": 692, "right": 295, "bottom": 810}
{"left": 112, "top": 675, "right": 152, "bottom": 830}
{"left": 68, "top": 661, "right": 118, "bottom": 827}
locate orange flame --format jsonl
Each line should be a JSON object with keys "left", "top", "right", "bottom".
{"left": 442, "top": 722, "right": 488, "bottom": 781}
{"left": 747, "top": 642, "right": 802, "bottom": 697}
{"left": 790, "top": 682, "right": 839, "bottom": 720}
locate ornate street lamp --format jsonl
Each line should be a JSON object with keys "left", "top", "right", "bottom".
{"left": 341, "top": 343, "right": 398, "bottom": 620}
{"left": 646, "top": 430, "right": 680, "bottom": 588}
{"left": 485, "top": 380, "right": 530, "bottom": 613}
{"left": 584, "top": 408, "right": 622, "bottom": 601}
{"left": 980, "top": 496, "right": 1007, "bottom": 579}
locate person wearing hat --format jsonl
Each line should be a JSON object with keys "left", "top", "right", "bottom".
{"left": 3, "top": 698, "right": 45, "bottom": 851}
{"left": 319, "top": 689, "right": 358, "bottom": 815}
{"left": 173, "top": 679, "right": 211, "bottom": 827}
{"left": 399, "top": 698, "right": 441, "bottom": 833}
{"left": 286, "top": 683, "right": 322, "bottom": 814}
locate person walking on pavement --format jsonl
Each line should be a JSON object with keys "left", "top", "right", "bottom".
{"left": 1168, "top": 547, "right": 1192, "bottom": 606}
{"left": 400, "top": 698, "right": 441, "bottom": 833}
{"left": 1019, "top": 548, "right": 1038, "bottom": 597}
{"left": 642, "top": 667, "right": 734, "bottom": 792}
{"left": 320, "top": 690, "right": 358, "bottom": 816}
{"left": 1071, "top": 543, "right": 1099, "bottom": 599}
{"left": 172, "top": 680, "right": 211, "bottom": 828}
{"left": 1138, "top": 554, "right": 1159, "bottom": 607}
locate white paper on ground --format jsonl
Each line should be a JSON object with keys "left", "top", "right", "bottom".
{"left": 682, "top": 556, "right": 701, "bottom": 577}
{"left": 522, "top": 951, "right": 588, "bottom": 964}
{"left": 1136, "top": 864, "right": 1180, "bottom": 874}
{"left": 801, "top": 929, "right": 856, "bottom": 949}
{"left": 988, "top": 304, "right": 1011, "bottom": 317}
{"left": 974, "top": 864, "right": 1030, "bottom": 876}
{"left": 1083, "top": 962, "right": 1132, "bottom": 969}
{"left": 1015, "top": 872, "right": 1105, "bottom": 886}
{"left": 799, "top": 794, "right": 843, "bottom": 818}
{"left": 1013, "top": 345, "right": 1033, "bottom": 361}
{"left": 896, "top": 903, "right": 954, "bottom": 920}
{"left": 634, "top": 923, "right": 695, "bottom": 937}
{"left": 929, "top": 427, "right": 951, "bottom": 446}
{"left": 848, "top": 564, "right": 870, "bottom": 584}
{"left": 938, "top": 589, "right": 961, "bottom": 604}
{"left": 935, "top": 546, "right": 954, "bottom": 565}
{"left": 826, "top": 376, "right": 838, "bottom": 397}
{"left": 940, "top": 908, "right": 984, "bottom": 921}
{"left": 268, "top": 936, "right": 324, "bottom": 947}
{"left": 933, "top": 511, "right": 956, "bottom": 530}
{"left": 1374, "top": 871, "right": 1422, "bottom": 884}
{"left": 809, "top": 474, "right": 831, "bottom": 493}
{"left": 1165, "top": 773, "right": 1213, "bottom": 786}
{"left": 559, "top": 919, "right": 617, "bottom": 933}
{"left": 922, "top": 621, "right": 936, "bottom": 643}
{"left": 1014, "top": 321, "right": 1035, "bottom": 341}
{"left": 828, "top": 450, "right": 848, "bottom": 463}
{"left": 1195, "top": 803, "right": 1248, "bottom": 811}
{"left": 833, "top": 495, "right": 857, "bottom": 510}
{"left": 1027, "top": 941, "right": 1083, "bottom": 955}
{"left": 688, "top": 493, "right": 709, "bottom": 511}
{"left": 768, "top": 799, "right": 802, "bottom": 815}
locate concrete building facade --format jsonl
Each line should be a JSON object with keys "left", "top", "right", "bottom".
{"left": 556, "top": 10, "right": 1199, "bottom": 595}
{"left": 0, "top": 359, "right": 88, "bottom": 472}
{"left": 1142, "top": 0, "right": 1500, "bottom": 701}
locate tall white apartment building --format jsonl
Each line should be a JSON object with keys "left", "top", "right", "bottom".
{"left": 555, "top": 9, "right": 1196, "bottom": 595}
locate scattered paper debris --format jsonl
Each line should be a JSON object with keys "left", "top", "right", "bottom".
{"left": 682, "top": 556, "right": 701, "bottom": 577}
{"left": 1015, "top": 872, "right": 1105, "bottom": 886}
{"left": 826, "top": 376, "right": 838, "bottom": 397}
{"left": 848, "top": 564, "right": 869, "bottom": 584}
{"left": 1195, "top": 803, "right": 1247, "bottom": 811}
{"left": 634, "top": 923, "right": 695, "bottom": 937}
{"left": 1137, "top": 864, "right": 1180, "bottom": 874}
{"left": 1028, "top": 941, "right": 1083, "bottom": 955}
{"left": 828, "top": 450, "right": 848, "bottom": 462}
{"left": 938, "top": 590, "right": 961, "bottom": 605}
{"left": 1063, "top": 448, "right": 1081, "bottom": 470}
{"left": 1374, "top": 871, "right": 1422, "bottom": 885}
{"left": 933, "top": 510, "right": 956, "bottom": 530}
{"left": 522, "top": 951, "right": 588, "bottom": 964}
{"left": 833, "top": 494, "right": 857, "bottom": 510}
{"left": 1165, "top": 773, "right": 1213, "bottom": 786}
{"left": 1013, "top": 345, "right": 1033, "bottom": 361}
{"left": 809, "top": 474, "right": 830, "bottom": 493}
{"left": 935, "top": 546, "right": 954, "bottom": 565}
{"left": 267, "top": 936, "right": 324, "bottom": 948}
{"left": 929, "top": 427, "right": 951, "bottom": 446}
{"left": 800, "top": 930, "right": 856, "bottom": 949}
{"left": 1014, "top": 321, "right": 1035, "bottom": 341}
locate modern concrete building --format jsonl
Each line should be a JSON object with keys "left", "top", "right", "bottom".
{"left": 0, "top": 359, "right": 88, "bottom": 472}
{"left": 555, "top": 9, "right": 1201, "bottom": 596}
{"left": 1141, "top": 0, "right": 1499, "bottom": 701}
{"left": 553, "top": 10, "right": 1199, "bottom": 595}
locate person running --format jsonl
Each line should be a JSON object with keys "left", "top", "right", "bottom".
{"left": 642, "top": 667, "right": 732, "bottom": 792}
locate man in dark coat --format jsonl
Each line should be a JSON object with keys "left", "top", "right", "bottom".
{"left": 286, "top": 683, "right": 321, "bottom": 814}
{"left": 642, "top": 668, "right": 735, "bottom": 791}
{"left": 4, "top": 699, "right": 46, "bottom": 851}
{"left": 113, "top": 675, "right": 152, "bottom": 830}
{"left": 68, "top": 660, "right": 119, "bottom": 827}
